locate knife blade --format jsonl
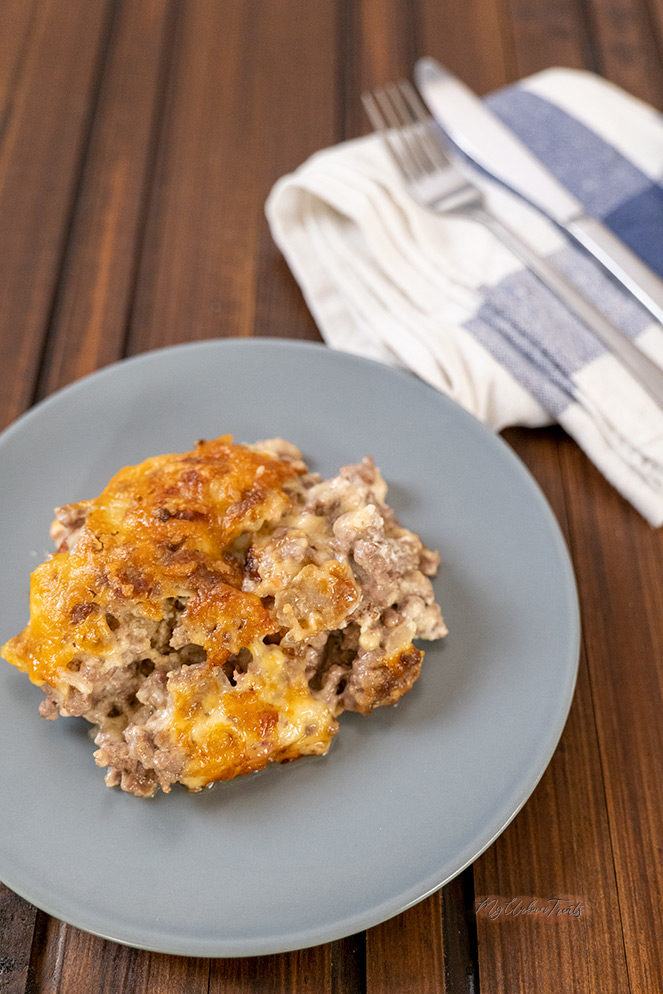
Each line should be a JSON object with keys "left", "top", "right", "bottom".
{"left": 414, "top": 57, "right": 663, "bottom": 327}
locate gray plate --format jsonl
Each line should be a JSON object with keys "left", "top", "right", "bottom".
{"left": 0, "top": 339, "right": 579, "bottom": 957}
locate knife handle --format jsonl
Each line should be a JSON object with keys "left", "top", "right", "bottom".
{"left": 568, "top": 215, "right": 663, "bottom": 328}
{"left": 471, "top": 207, "right": 663, "bottom": 410}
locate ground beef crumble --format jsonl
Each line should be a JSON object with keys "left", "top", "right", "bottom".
{"left": 5, "top": 440, "right": 447, "bottom": 796}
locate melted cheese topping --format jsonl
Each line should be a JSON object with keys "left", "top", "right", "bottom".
{"left": 168, "top": 641, "right": 337, "bottom": 788}
{"left": 1, "top": 436, "right": 440, "bottom": 793}
{"left": 2, "top": 436, "right": 299, "bottom": 684}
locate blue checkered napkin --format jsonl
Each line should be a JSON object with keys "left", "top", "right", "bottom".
{"left": 266, "top": 70, "right": 663, "bottom": 524}
{"left": 473, "top": 77, "right": 663, "bottom": 421}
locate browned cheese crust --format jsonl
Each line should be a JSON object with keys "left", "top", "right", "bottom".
{"left": 2, "top": 435, "right": 447, "bottom": 795}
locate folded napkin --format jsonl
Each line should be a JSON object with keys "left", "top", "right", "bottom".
{"left": 266, "top": 69, "right": 663, "bottom": 526}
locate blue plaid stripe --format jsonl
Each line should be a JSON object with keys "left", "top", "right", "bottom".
{"left": 485, "top": 87, "right": 663, "bottom": 275}
{"left": 458, "top": 86, "right": 662, "bottom": 416}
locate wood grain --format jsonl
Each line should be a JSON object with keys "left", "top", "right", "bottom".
{"left": 343, "top": 8, "right": 475, "bottom": 990}
{"left": 345, "top": 0, "right": 420, "bottom": 116}
{"left": 124, "top": 0, "right": 262, "bottom": 351}
{"left": 419, "top": 0, "right": 511, "bottom": 93}
{"left": 556, "top": 438, "right": 663, "bottom": 993}
{"left": 366, "top": 893, "right": 444, "bottom": 994}
{"left": 440, "top": 873, "right": 479, "bottom": 994}
{"left": 125, "top": 0, "right": 338, "bottom": 355}
{"left": 210, "top": 945, "right": 331, "bottom": 994}
{"left": 245, "top": 0, "right": 339, "bottom": 341}
{"left": 19, "top": 0, "right": 205, "bottom": 980}
{"left": 1, "top": 1, "right": 663, "bottom": 991}
{"left": 0, "top": 20, "right": 38, "bottom": 948}
{"left": 645, "top": 0, "right": 663, "bottom": 74}
{"left": 0, "top": 0, "right": 37, "bottom": 136}
{"left": 503, "top": 0, "right": 590, "bottom": 77}
{"left": 0, "top": 0, "right": 113, "bottom": 431}
{"left": 586, "top": 0, "right": 663, "bottom": 108}
{"left": 27, "top": 920, "right": 210, "bottom": 994}
{"left": 330, "top": 934, "right": 367, "bottom": 994}
{"left": 0, "top": 886, "right": 36, "bottom": 994}
{"left": 0, "top": 0, "right": 113, "bottom": 985}
{"left": 36, "top": 0, "right": 177, "bottom": 400}
{"left": 471, "top": 429, "right": 631, "bottom": 994}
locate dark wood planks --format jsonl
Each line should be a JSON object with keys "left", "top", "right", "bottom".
{"left": 0, "top": 1, "right": 113, "bottom": 990}
{"left": 330, "top": 934, "right": 367, "bottom": 994}
{"left": 18, "top": 2, "right": 215, "bottom": 987}
{"left": 243, "top": 0, "right": 340, "bottom": 341}
{"left": 366, "top": 894, "right": 444, "bottom": 994}
{"left": 36, "top": 0, "right": 178, "bottom": 400}
{"left": 419, "top": 0, "right": 511, "bottom": 93}
{"left": 339, "top": 7, "right": 451, "bottom": 991}
{"left": 341, "top": 6, "right": 493, "bottom": 990}
{"left": 440, "top": 873, "right": 479, "bottom": 994}
{"left": 0, "top": 0, "right": 113, "bottom": 432}
{"left": 189, "top": 5, "right": 339, "bottom": 983}
{"left": 502, "top": 0, "right": 591, "bottom": 77}
{"left": 123, "top": 0, "right": 261, "bottom": 350}
{"left": 586, "top": 0, "right": 663, "bottom": 108}
{"left": 210, "top": 946, "right": 331, "bottom": 994}
{"left": 422, "top": 2, "right": 663, "bottom": 990}
{"left": 27, "top": 919, "right": 210, "bottom": 994}
{"left": 124, "top": 0, "right": 338, "bottom": 355}
{"left": 2, "top": 1, "right": 663, "bottom": 991}
{"left": 20, "top": 1, "right": 339, "bottom": 989}
{"left": 646, "top": 0, "right": 663, "bottom": 80}
{"left": 555, "top": 439, "right": 663, "bottom": 994}
{"left": 506, "top": 0, "right": 663, "bottom": 105}
{"left": 0, "top": 0, "right": 38, "bottom": 137}
{"left": 473, "top": 431, "right": 631, "bottom": 994}
{"left": 0, "top": 885, "right": 36, "bottom": 994}
{"left": 342, "top": 0, "right": 419, "bottom": 122}
{"left": 469, "top": 0, "right": 663, "bottom": 989}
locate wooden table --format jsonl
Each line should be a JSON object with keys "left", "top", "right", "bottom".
{"left": 1, "top": 1, "right": 662, "bottom": 991}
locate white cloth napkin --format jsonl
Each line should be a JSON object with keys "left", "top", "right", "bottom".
{"left": 266, "top": 68, "right": 663, "bottom": 525}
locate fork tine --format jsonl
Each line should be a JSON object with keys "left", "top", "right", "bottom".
{"left": 374, "top": 87, "right": 425, "bottom": 181}
{"left": 372, "top": 86, "right": 400, "bottom": 130}
{"left": 360, "top": 89, "right": 384, "bottom": 132}
{"left": 362, "top": 89, "right": 417, "bottom": 183}
{"left": 363, "top": 80, "right": 454, "bottom": 195}
{"left": 397, "top": 80, "right": 451, "bottom": 172}
{"left": 383, "top": 84, "right": 432, "bottom": 178}
{"left": 398, "top": 79, "right": 430, "bottom": 124}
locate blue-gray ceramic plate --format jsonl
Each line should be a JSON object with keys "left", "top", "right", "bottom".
{"left": 0, "top": 339, "right": 579, "bottom": 956}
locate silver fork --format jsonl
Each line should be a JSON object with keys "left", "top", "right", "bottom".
{"left": 363, "top": 81, "right": 663, "bottom": 409}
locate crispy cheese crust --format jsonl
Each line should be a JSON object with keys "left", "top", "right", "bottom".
{"left": 2, "top": 435, "right": 446, "bottom": 796}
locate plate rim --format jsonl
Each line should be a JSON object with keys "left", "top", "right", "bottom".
{"left": 0, "top": 337, "right": 581, "bottom": 956}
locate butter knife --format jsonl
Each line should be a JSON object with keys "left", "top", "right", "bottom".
{"left": 414, "top": 57, "right": 663, "bottom": 327}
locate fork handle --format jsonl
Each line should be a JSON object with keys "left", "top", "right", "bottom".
{"left": 469, "top": 206, "right": 663, "bottom": 410}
